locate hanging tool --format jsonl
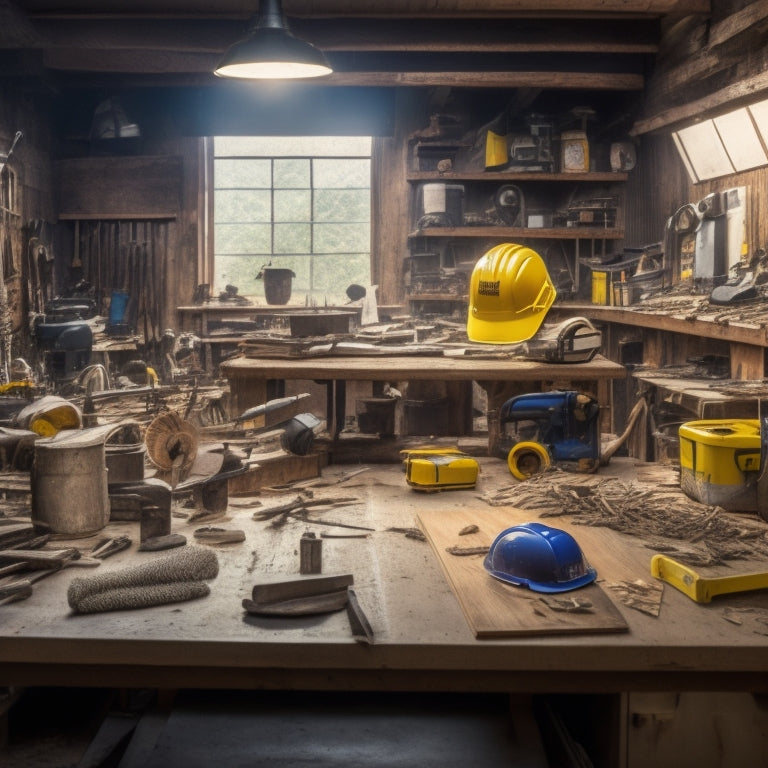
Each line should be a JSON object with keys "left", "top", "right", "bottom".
{"left": 0, "top": 131, "right": 22, "bottom": 172}
{"left": 651, "top": 554, "right": 768, "bottom": 603}
{"left": 0, "top": 132, "right": 22, "bottom": 384}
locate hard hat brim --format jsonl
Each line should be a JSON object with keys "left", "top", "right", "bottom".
{"left": 467, "top": 311, "right": 550, "bottom": 344}
{"left": 484, "top": 564, "right": 597, "bottom": 593}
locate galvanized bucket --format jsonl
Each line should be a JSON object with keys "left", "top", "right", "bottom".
{"left": 31, "top": 428, "right": 110, "bottom": 537}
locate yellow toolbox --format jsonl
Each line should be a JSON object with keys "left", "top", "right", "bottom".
{"left": 678, "top": 419, "right": 761, "bottom": 511}
{"left": 401, "top": 448, "right": 479, "bottom": 492}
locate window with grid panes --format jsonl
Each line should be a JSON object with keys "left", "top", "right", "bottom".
{"left": 213, "top": 136, "right": 371, "bottom": 305}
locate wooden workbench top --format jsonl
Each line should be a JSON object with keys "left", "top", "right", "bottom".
{"left": 1, "top": 458, "right": 767, "bottom": 693}
{"left": 221, "top": 353, "right": 626, "bottom": 383}
{"left": 552, "top": 298, "right": 768, "bottom": 347}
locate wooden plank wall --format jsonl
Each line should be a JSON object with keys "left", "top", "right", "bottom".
{"left": 623, "top": 132, "right": 689, "bottom": 249}
{"left": 694, "top": 165, "right": 767, "bottom": 258}
{"left": 55, "top": 156, "right": 183, "bottom": 219}
{"left": 623, "top": 132, "right": 768, "bottom": 266}
{"left": 372, "top": 89, "right": 428, "bottom": 308}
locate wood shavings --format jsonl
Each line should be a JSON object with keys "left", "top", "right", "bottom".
{"left": 387, "top": 526, "right": 426, "bottom": 541}
{"left": 479, "top": 468, "right": 768, "bottom": 566}
{"left": 252, "top": 495, "right": 361, "bottom": 530}
{"left": 722, "top": 607, "right": 768, "bottom": 636}
{"left": 539, "top": 595, "right": 594, "bottom": 613}
{"left": 445, "top": 545, "right": 489, "bottom": 556}
{"left": 193, "top": 526, "right": 246, "bottom": 544}
{"left": 605, "top": 579, "right": 663, "bottom": 617}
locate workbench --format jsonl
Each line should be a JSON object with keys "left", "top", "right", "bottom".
{"left": 1, "top": 458, "right": 767, "bottom": 697}
{"left": 220, "top": 353, "right": 627, "bottom": 444}
{"left": 550, "top": 297, "right": 768, "bottom": 380}
{"left": 634, "top": 373, "right": 761, "bottom": 420}
{"left": 176, "top": 303, "right": 364, "bottom": 371}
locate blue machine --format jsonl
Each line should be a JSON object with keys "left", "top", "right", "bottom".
{"left": 498, "top": 390, "right": 601, "bottom": 478}
{"left": 34, "top": 320, "right": 93, "bottom": 384}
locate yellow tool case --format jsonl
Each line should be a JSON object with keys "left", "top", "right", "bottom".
{"left": 678, "top": 419, "right": 761, "bottom": 512}
{"left": 401, "top": 448, "right": 479, "bottom": 492}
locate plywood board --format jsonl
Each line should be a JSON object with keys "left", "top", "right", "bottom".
{"left": 417, "top": 507, "right": 628, "bottom": 638}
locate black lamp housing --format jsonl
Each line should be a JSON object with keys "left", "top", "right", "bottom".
{"left": 214, "top": 0, "right": 332, "bottom": 80}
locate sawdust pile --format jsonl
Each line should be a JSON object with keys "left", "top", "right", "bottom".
{"left": 480, "top": 468, "right": 768, "bottom": 567}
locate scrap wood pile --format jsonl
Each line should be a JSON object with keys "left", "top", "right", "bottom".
{"left": 479, "top": 467, "right": 768, "bottom": 567}
{"left": 232, "top": 318, "right": 532, "bottom": 360}
{"left": 627, "top": 281, "right": 768, "bottom": 328}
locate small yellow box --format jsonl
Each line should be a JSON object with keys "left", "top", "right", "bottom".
{"left": 678, "top": 419, "right": 761, "bottom": 511}
{"left": 401, "top": 448, "right": 479, "bottom": 492}
{"left": 591, "top": 271, "right": 608, "bottom": 304}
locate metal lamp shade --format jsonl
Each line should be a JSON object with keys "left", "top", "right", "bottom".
{"left": 214, "top": 0, "right": 332, "bottom": 79}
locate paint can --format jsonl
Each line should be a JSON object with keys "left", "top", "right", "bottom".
{"left": 31, "top": 428, "right": 110, "bottom": 537}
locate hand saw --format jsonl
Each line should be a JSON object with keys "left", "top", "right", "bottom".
{"left": 651, "top": 554, "right": 768, "bottom": 603}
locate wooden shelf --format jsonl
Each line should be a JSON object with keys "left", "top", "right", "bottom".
{"left": 551, "top": 301, "right": 768, "bottom": 348}
{"left": 408, "top": 226, "right": 624, "bottom": 239}
{"left": 407, "top": 171, "right": 628, "bottom": 183}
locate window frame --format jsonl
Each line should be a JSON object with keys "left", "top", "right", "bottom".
{"left": 209, "top": 136, "right": 372, "bottom": 305}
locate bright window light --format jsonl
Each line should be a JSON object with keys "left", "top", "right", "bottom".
{"left": 673, "top": 97, "right": 768, "bottom": 182}
{"left": 671, "top": 133, "right": 698, "bottom": 182}
{"left": 748, "top": 98, "right": 768, "bottom": 147}
{"left": 714, "top": 108, "right": 767, "bottom": 171}
{"left": 675, "top": 121, "right": 735, "bottom": 181}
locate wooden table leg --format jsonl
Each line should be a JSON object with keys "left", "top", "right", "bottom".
{"left": 226, "top": 374, "right": 268, "bottom": 419}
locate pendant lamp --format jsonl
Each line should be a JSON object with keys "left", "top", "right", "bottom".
{"left": 214, "top": 0, "right": 332, "bottom": 80}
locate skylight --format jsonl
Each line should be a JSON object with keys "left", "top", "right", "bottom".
{"left": 673, "top": 97, "right": 768, "bottom": 182}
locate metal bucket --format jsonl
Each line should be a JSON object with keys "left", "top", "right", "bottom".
{"left": 31, "top": 429, "right": 110, "bottom": 537}
{"left": 105, "top": 442, "right": 146, "bottom": 483}
{"left": 104, "top": 420, "right": 145, "bottom": 483}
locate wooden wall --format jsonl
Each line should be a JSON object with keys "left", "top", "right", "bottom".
{"left": 623, "top": 133, "right": 689, "bottom": 249}
{"left": 50, "top": 140, "right": 202, "bottom": 336}
{"left": 0, "top": 83, "right": 56, "bottom": 366}
{"left": 372, "top": 89, "right": 428, "bottom": 308}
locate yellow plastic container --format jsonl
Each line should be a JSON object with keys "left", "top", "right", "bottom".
{"left": 592, "top": 271, "right": 608, "bottom": 305}
{"left": 678, "top": 419, "right": 761, "bottom": 511}
{"left": 402, "top": 449, "right": 479, "bottom": 492}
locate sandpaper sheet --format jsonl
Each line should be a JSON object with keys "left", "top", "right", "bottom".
{"left": 417, "top": 507, "right": 628, "bottom": 638}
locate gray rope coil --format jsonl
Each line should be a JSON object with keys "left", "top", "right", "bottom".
{"left": 68, "top": 545, "right": 218, "bottom": 614}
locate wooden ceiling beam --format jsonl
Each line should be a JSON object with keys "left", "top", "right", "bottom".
{"left": 322, "top": 71, "right": 644, "bottom": 89}
{"left": 41, "top": 59, "right": 645, "bottom": 91}
{"left": 20, "top": 0, "right": 710, "bottom": 19}
{"left": 631, "top": 67, "right": 768, "bottom": 134}
{"left": 22, "top": 17, "right": 659, "bottom": 55}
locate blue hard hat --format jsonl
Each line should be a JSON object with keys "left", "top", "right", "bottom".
{"left": 483, "top": 522, "right": 597, "bottom": 593}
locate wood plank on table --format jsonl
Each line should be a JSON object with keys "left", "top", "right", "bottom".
{"left": 418, "top": 507, "right": 628, "bottom": 638}
{"left": 221, "top": 354, "right": 625, "bottom": 383}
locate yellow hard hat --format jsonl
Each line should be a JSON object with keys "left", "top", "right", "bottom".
{"left": 467, "top": 243, "right": 556, "bottom": 343}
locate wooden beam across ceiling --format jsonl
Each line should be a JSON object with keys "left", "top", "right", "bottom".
{"left": 26, "top": 17, "right": 660, "bottom": 55}
{"left": 5, "top": 0, "right": 709, "bottom": 93}
{"left": 16, "top": 16, "right": 655, "bottom": 91}
{"left": 16, "top": 0, "right": 711, "bottom": 18}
